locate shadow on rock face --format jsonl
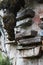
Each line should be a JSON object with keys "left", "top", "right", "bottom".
{"left": 37, "top": 0, "right": 43, "bottom": 3}
{"left": 0, "top": 31, "right": 2, "bottom": 37}
{"left": 3, "top": 13, "right": 16, "bottom": 41}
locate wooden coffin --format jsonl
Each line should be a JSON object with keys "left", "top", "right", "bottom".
{"left": 18, "top": 36, "right": 42, "bottom": 46}
{"left": 16, "top": 34, "right": 37, "bottom": 41}
{"left": 5, "top": 40, "right": 17, "bottom": 45}
{"left": 17, "top": 47, "right": 42, "bottom": 58}
{"left": 15, "top": 19, "right": 33, "bottom": 39}
{"left": 16, "top": 19, "right": 33, "bottom": 28}
{"left": 16, "top": 8, "right": 35, "bottom": 21}
{"left": 15, "top": 30, "right": 38, "bottom": 40}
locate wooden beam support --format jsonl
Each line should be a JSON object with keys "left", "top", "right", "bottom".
{"left": 5, "top": 40, "right": 17, "bottom": 45}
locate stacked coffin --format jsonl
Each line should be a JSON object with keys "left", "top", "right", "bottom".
{"left": 15, "top": 17, "right": 42, "bottom": 58}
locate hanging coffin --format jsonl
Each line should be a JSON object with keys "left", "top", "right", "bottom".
{"left": 16, "top": 19, "right": 33, "bottom": 28}
{"left": 15, "top": 30, "right": 38, "bottom": 41}
{"left": 16, "top": 8, "right": 35, "bottom": 21}
{"left": 18, "top": 36, "right": 42, "bottom": 46}
{"left": 17, "top": 46, "right": 42, "bottom": 58}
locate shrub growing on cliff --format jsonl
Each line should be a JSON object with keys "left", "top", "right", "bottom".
{"left": 0, "top": 56, "right": 12, "bottom": 65}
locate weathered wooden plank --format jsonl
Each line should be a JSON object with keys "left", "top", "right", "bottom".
{"left": 17, "top": 46, "right": 35, "bottom": 50}
{"left": 15, "top": 30, "right": 37, "bottom": 40}
{"left": 19, "top": 41, "right": 42, "bottom": 47}
{"left": 16, "top": 19, "right": 32, "bottom": 28}
{"left": 16, "top": 35, "right": 36, "bottom": 41}
{"left": 20, "top": 55, "right": 42, "bottom": 59}
{"left": 16, "top": 8, "right": 35, "bottom": 21}
{"left": 18, "top": 36, "right": 42, "bottom": 46}
{"left": 17, "top": 45, "right": 43, "bottom": 50}
{"left": 17, "top": 47, "right": 41, "bottom": 58}
{"left": 5, "top": 40, "right": 17, "bottom": 45}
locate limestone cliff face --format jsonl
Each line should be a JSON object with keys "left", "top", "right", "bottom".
{"left": 0, "top": 0, "right": 43, "bottom": 65}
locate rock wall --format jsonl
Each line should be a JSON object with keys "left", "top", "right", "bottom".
{"left": 1, "top": 0, "right": 43, "bottom": 65}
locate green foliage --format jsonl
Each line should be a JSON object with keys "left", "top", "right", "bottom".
{"left": 0, "top": 52, "right": 3, "bottom": 61}
{"left": 0, "top": 56, "right": 12, "bottom": 65}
